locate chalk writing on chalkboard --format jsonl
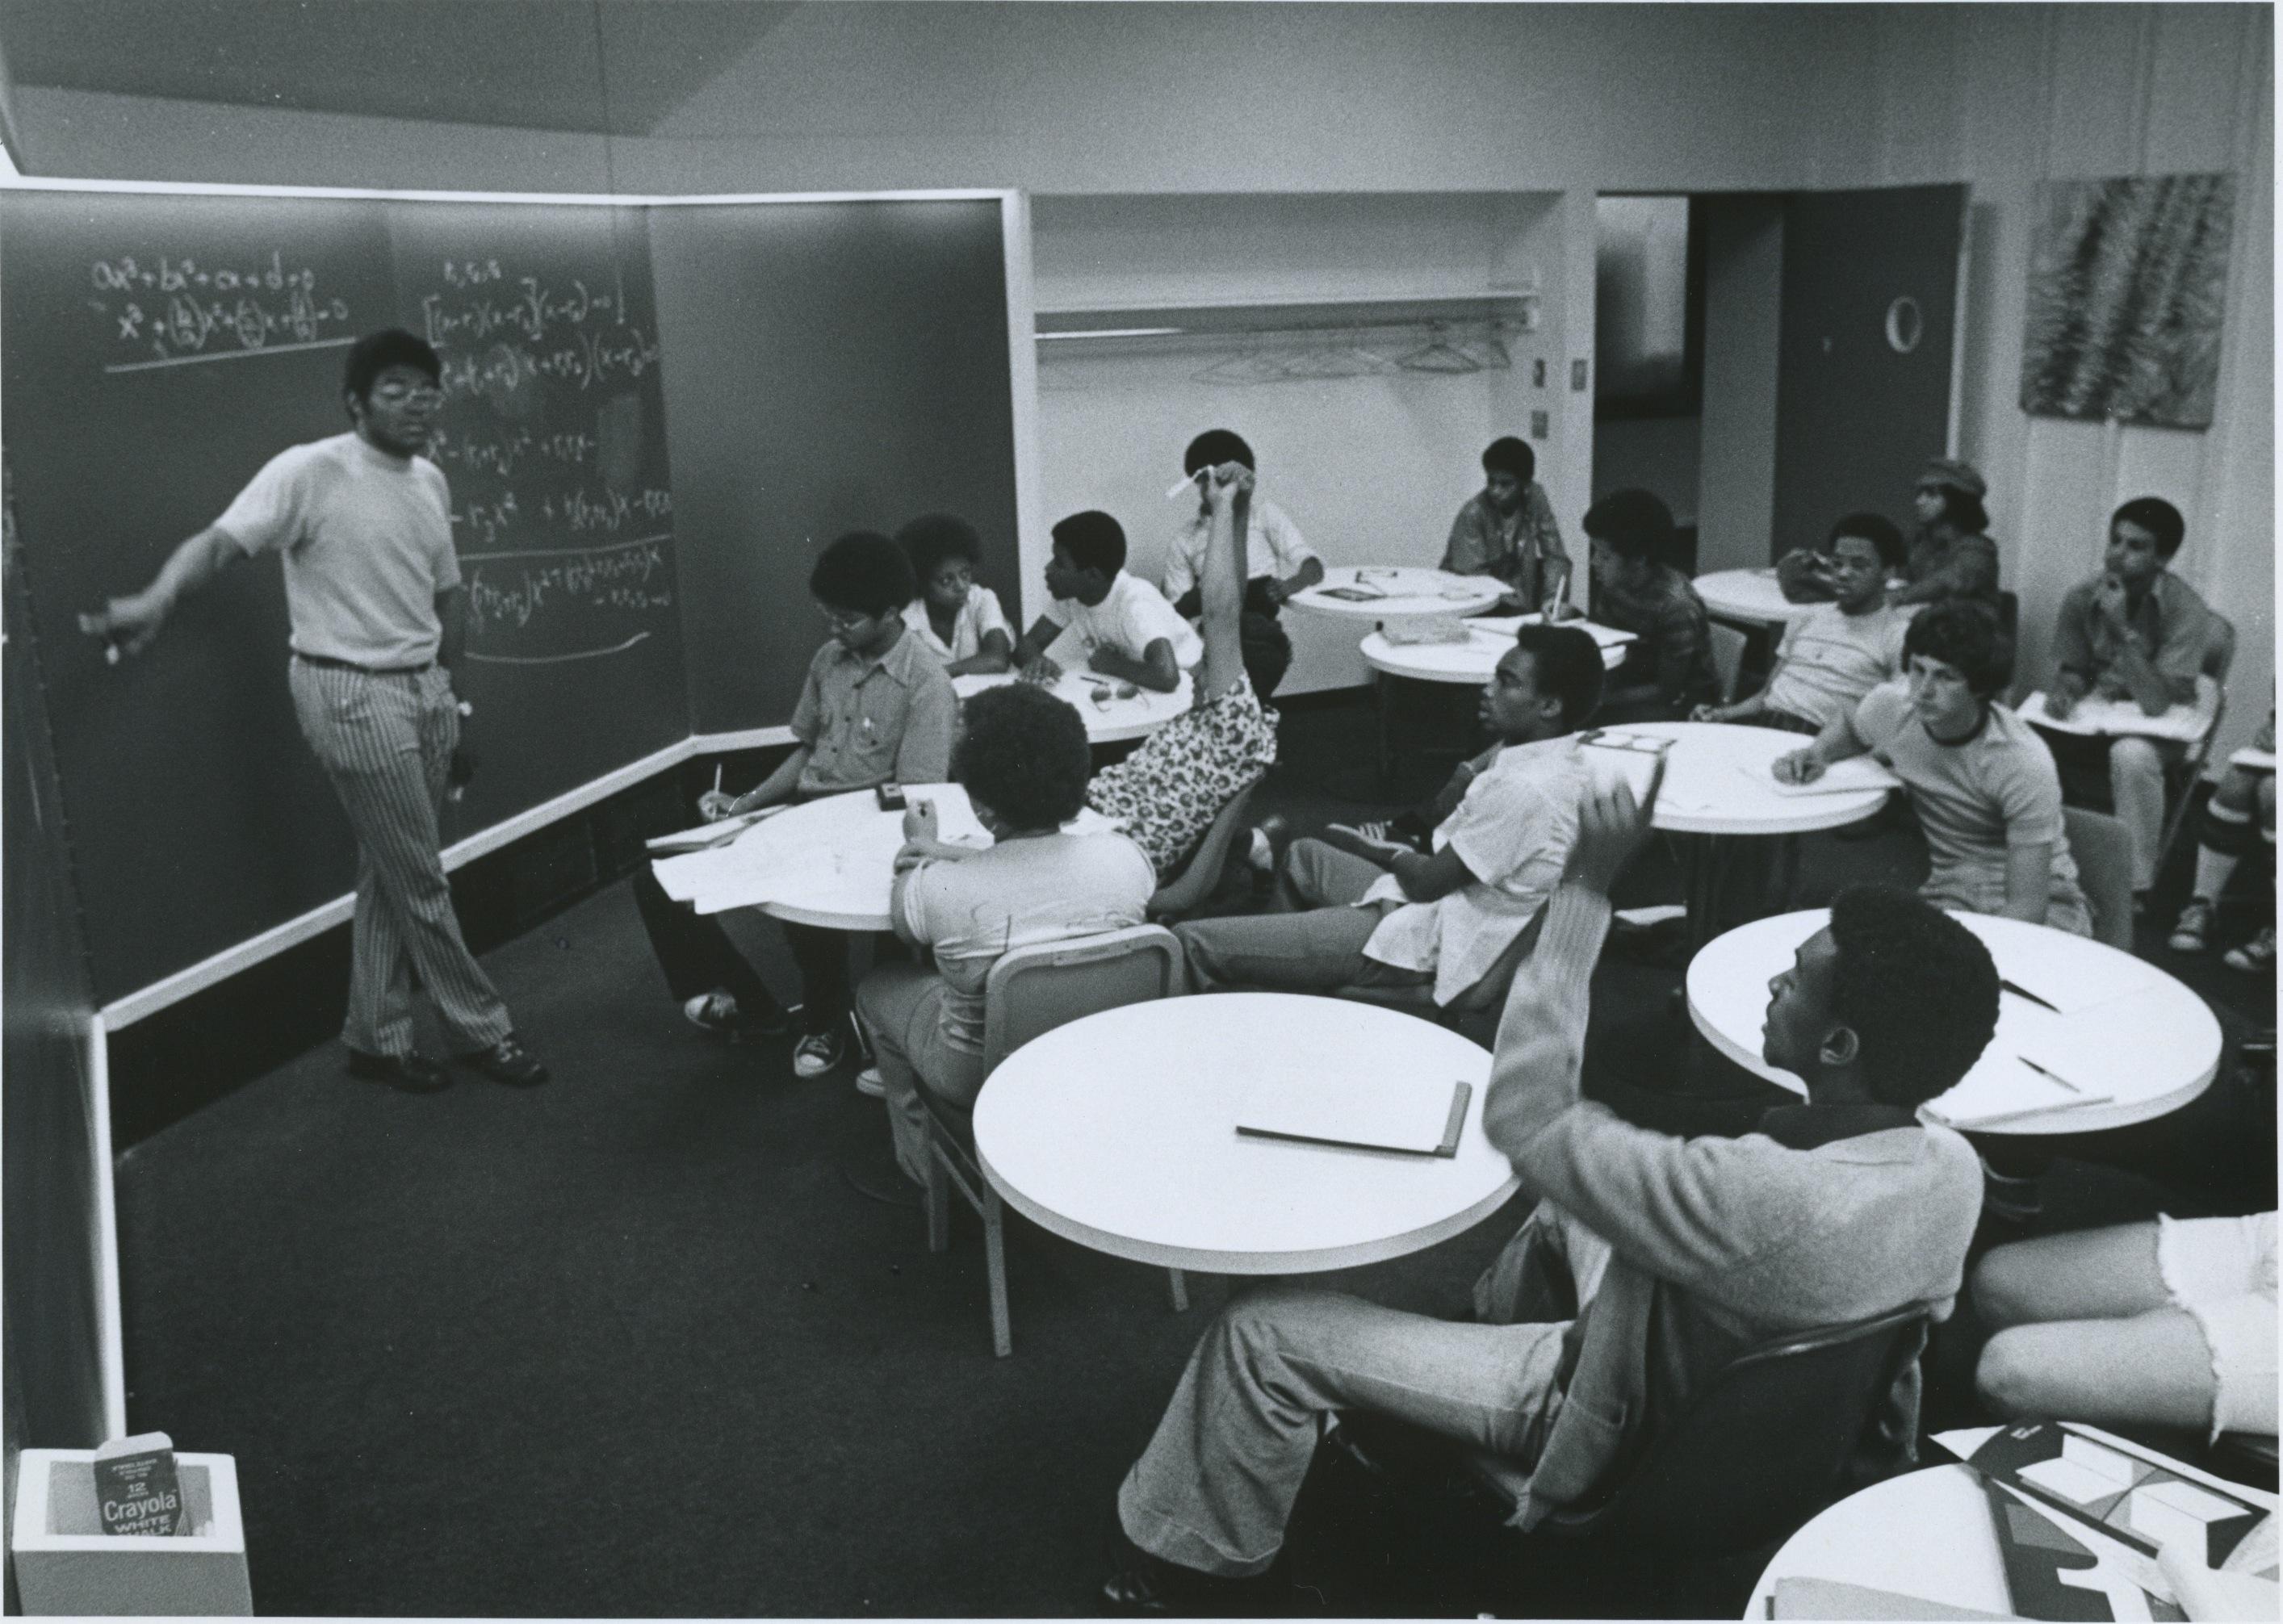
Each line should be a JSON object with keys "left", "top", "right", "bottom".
{"left": 90, "top": 251, "right": 358, "bottom": 373}
{"left": 460, "top": 534, "right": 672, "bottom": 665}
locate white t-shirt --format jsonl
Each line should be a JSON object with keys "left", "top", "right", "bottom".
{"left": 1763, "top": 601, "right": 1910, "bottom": 729}
{"left": 1043, "top": 571, "right": 1203, "bottom": 669}
{"left": 899, "top": 831, "right": 1158, "bottom": 1053}
{"left": 1358, "top": 735, "right": 1588, "bottom": 1005}
{"left": 213, "top": 431, "right": 459, "bottom": 667}
{"left": 902, "top": 583, "right": 1011, "bottom": 663}
{"left": 1163, "top": 496, "right": 1318, "bottom": 605}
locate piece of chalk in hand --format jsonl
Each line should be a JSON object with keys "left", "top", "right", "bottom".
{"left": 1166, "top": 471, "right": 1204, "bottom": 499}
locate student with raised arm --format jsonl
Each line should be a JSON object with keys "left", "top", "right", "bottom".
{"left": 1104, "top": 767, "right": 1998, "bottom": 1614}
{"left": 895, "top": 512, "right": 1012, "bottom": 676}
{"left": 1695, "top": 513, "right": 1910, "bottom": 735}
{"left": 1163, "top": 429, "right": 1322, "bottom": 701}
{"left": 1774, "top": 600, "right": 2093, "bottom": 935}
{"left": 77, "top": 328, "right": 547, "bottom": 1094}
{"left": 1012, "top": 510, "right": 1198, "bottom": 695}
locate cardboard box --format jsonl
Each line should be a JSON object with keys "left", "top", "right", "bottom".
{"left": 11, "top": 1449, "right": 251, "bottom": 1615}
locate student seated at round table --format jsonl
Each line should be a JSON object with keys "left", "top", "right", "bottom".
{"left": 896, "top": 511, "right": 1012, "bottom": 676}
{"left": 1693, "top": 513, "right": 1910, "bottom": 736}
{"left": 1583, "top": 488, "right": 1719, "bottom": 723}
{"left": 1171, "top": 622, "right": 1603, "bottom": 1004}
{"left": 1440, "top": 434, "right": 1569, "bottom": 614}
{"left": 856, "top": 682, "right": 1157, "bottom": 1185}
{"left": 1973, "top": 1212, "right": 2278, "bottom": 1443}
{"left": 1774, "top": 601, "right": 2094, "bottom": 937}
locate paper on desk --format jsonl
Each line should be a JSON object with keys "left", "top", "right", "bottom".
{"left": 1473, "top": 613, "right": 1636, "bottom": 648}
{"left": 2021, "top": 692, "right": 2215, "bottom": 743}
{"left": 1768, "top": 1577, "right": 2016, "bottom": 1620}
{"left": 1752, "top": 755, "right": 1901, "bottom": 797}
{"left": 1996, "top": 948, "right": 2160, "bottom": 1018}
{"left": 1234, "top": 1069, "right": 1468, "bottom": 1157}
{"left": 650, "top": 844, "right": 748, "bottom": 905}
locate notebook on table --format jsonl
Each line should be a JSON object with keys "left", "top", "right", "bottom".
{"left": 1235, "top": 1074, "right": 1472, "bottom": 1157}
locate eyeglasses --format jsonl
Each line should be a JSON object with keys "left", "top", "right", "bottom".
{"left": 371, "top": 383, "right": 443, "bottom": 407}
{"left": 819, "top": 606, "right": 875, "bottom": 632}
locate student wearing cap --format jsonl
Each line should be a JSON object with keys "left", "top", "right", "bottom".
{"left": 1441, "top": 436, "right": 1569, "bottom": 613}
{"left": 1584, "top": 488, "right": 1719, "bottom": 722}
{"left": 1891, "top": 458, "right": 2001, "bottom": 610}
{"left": 1162, "top": 429, "right": 1321, "bottom": 702}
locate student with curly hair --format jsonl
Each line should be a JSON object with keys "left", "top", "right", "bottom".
{"left": 895, "top": 512, "right": 1012, "bottom": 676}
{"left": 1776, "top": 601, "right": 2092, "bottom": 935}
{"left": 1442, "top": 435, "right": 1569, "bottom": 613}
{"left": 855, "top": 683, "right": 1155, "bottom": 1183}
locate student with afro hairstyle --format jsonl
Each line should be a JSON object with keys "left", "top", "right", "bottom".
{"left": 1777, "top": 601, "right": 2093, "bottom": 935}
{"left": 1583, "top": 488, "right": 1719, "bottom": 721}
{"left": 1442, "top": 435, "right": 1569, "bottom": 613}
{"left": 1104, "top": 768, "right": 1996, "bottom": 1614}
{"left": 895, "top": 512, "right": 1012, "bottom": 676}
{"left": 854, "top": 682, "right": 1156, "bottom": 1184}
{"left": 1163, "top": 429, "right": 1322, "bottom": 701}
{"left": 634, "top": 531, "right": 957, "bottom": 1078}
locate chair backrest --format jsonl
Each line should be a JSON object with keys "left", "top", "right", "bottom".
{"left": 1147, "top": 772, "right": 1266, "bottom": 921}
{"left": 1707, "top": 622, "right": 1749, "bottom": 706}
{"left": 1536, "top": 1304, "right": 1931, "bottom": 1558}
{"left": 980, "top": 924, "right": 1185, "bottom": 1075}
{"left": 2204, "top": 611, "right": 2239, "bottom": 683}
{"left": 2063, "top": 805, "right": 2134, "bottom": 951}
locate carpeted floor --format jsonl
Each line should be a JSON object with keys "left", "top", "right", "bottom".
{"left": 114, "top": 693, "right": 2274, "bottom": 1617}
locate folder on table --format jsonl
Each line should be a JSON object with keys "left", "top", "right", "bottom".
{"left": 1235, "top": 1075, "right": 1471, "bottom": 1157}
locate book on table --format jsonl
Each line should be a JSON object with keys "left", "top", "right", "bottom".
{"left": 1235, "top": 1074, "right": 1471, "bottom": 1157}
{"left": 2019, "top": 692, "right": 2214, "bottom": 743}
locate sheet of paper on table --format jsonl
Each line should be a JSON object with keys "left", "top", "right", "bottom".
{"left": 1996, "top": 947, "right": 2160, "bottom": 1017}
{"left": 2020, "top": 693, "right": 2214, "bottom": 743}
{"left": 1769, "top": 1577, "right": 2014, "bottom": 1620}
{"left": 1472, "top": 614, "right": 1636, "bottom": 650}
{"left": 1234, "top": 1071, "right": 1470, "bottom": 1157}
{"left": 1752, "top": 756, "right": 1902, "bottom": 797}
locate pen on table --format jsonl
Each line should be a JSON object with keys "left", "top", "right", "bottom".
{"left": 2000, "top": 979, "right": 2062, "bottom": 1014}
{"left": 2017, "top": 1055, "right": 2087, "bottom": 1095}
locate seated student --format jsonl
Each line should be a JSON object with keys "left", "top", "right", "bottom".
{"left": 1104, "top": 775, "right": 1998, "bottom": 1613}
{"left": 1083, "top": 461, "right": 1280, "bottom": 881}
{"left": 854, "top": 684, "right": 1156, "bottom": 1184}
{"left": 1171, "top": 623, "right": 1601, "bottom": 1005}
{"left": 2038, "top": 496, "right": 2215, "bottom": 905}
{"left": 1014, "top": 510, "right": 1200, "bottom": 695}
{"left": 1695, "top": 513, "right": 1910, "bottom": 735}
{"left": 1442, "top": 435, "right": 1569, "bottom": 613}
{"left": 1584, "top": 488, "right": 1719, "bottom": 722}
{"left": 1163, "top": 430, "right": 1322, "bottom": 702}
{"left": 895, "top": 513, "right": 1012, "bottom": 675}
{"left": 1775, "top": 601, "right": 2095, "bottom": 936}
{"left": 631, "top": 532, "right": 957, "bottom": 1076}
{"left": 2168, "top": 706, "right": 2276, "bottom": 969}
{"left": 1891, "top": 458, "right": 2001, "bottom": 610}
{"left": 1974, "top": 1213, "right": 2277, "bottom": 1441}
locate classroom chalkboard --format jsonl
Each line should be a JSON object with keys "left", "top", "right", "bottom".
{"left": 2, "top": 189, "right": 689, "bottom": 1002}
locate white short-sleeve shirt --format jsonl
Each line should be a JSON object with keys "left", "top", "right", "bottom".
{"left": 212, "top": 431, "right": 459, "bottom": 668}
{"left": 1043, "top": 571, "right": 1203, "bottom": 669}
{"left": 1163, "top": 496, "right": 1317, "bottom": 605}
{"left": 902, "top": 583, "right": 1012, "bottom": 663}
{"left": 1357, "top": 735, "right": 1588, "bottom": 1005}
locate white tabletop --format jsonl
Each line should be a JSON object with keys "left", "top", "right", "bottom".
{"left": 1694, "top": 567, "right": 1823, "bottom": 626}
{"left": 953, "top": 669, "right": 1192, "bottom": 745}
{"left": 1359, "top": 614, "right": 1635, "bottom": 683}
{"left": 651, "top": 785, "right": 1121, "bottom": 931}
{"left": 1745, "top": 1467, "right": 2013, "bottom": 1619}
{"left": 1287, "top": 565, "right": 1510, "bottom": 621}
{"left": 974, "top": 994, "right": 1520, "bottom": 1275}
{"left": 1688, "top": 907, "right": 2222, "bottom": 1134}
{"left": 1610, "top": 721, "right": 1894, "bottom": 837}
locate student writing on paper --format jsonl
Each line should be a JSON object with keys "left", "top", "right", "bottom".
{"left": 2036, "top": 497, "right": 2217, "bottom": 904}
{"left": 1104, "top": 771, "right": 2000, "bottom": 1614}
{"left": 630, "top": 532, "right": 956, "bottom": 1078}
{"left": 1163, "top": 429, "right": 1321, "bottom": 702}
{"left": 853, "top": 683, "right": 1154, "bottom": 1187}
{"left": 1441, "top": 436, "right": 1569, "bottom": 617}
{"left": 1973, "top": 1212, "right": 2277, "bottom": 1442}
{"left": 1168, "top": 623, "right": 1600, "bottom": 1007}
{"left": 1012, "top": 511, "right": 1198, "bottom": 694}
{"left": 1583, "top": 488, "right": 1719, "bottom": 722}
{"left": 78, "top": 329, "right": 547, "bottom": 1095}
{"left": 895, "top": 513, "right": 1012, "bottom": 676}
{"left": 2168, "top": 705, "right": 2275, "bottom": 969}
{"left": 1775, "top": 601, "right": 2094, "bottom": 935}
{"left": 1694, "top": 513, "right": 1911, "bottom": 735}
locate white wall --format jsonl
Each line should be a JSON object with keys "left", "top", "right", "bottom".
{"left": 1696, "top": 198, "right": 1786, "bottom": 577}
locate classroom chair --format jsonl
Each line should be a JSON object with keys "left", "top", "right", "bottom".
{"left": 913, "top": 924, "right": 1188, "bottom": 1358}
{"left": 1334, "top": 909, "right": 1545, "bottom": 1036}
{"left": 2063, "top": 806, "right": 2136, "bottom": 952}
{"left": 1146, "top": 772, "right": 1266, "bottom": 923}
{"left": 1707, "top": 621, "right": 1749, "bottom": 707}
{"left": 2155, "top": 613, "right": 2238, "bottom": 869}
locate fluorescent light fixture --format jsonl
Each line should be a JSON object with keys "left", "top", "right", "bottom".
{"left": 1036, "top": 327, "right": 1185, "bottom": 341}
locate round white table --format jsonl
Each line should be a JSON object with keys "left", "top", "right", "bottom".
{"left": 1688, "top": 907, "right": 2222, "bottom": 1134}
{"left": 1287, "top": 565, "right": 1510, "bottom": 622}
{"left": 1359, "top": 614, "right": 1635, "bottom": 682}
{"left": 1694, "top": 567, "right": 1823, "bottom": 626}
{"left": 974, "top": 994, "right": 1520, "bottom": 1275}
{"left": 1745, "top": 1467, "right": 2013, "bottom": 1618}
{"left": 953, "top": 669, "right": 1192, "bottom": 746}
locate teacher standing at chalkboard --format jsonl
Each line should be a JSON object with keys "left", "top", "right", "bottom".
{"left": 79, "top": 329, "right": 550, "bottom": 1095}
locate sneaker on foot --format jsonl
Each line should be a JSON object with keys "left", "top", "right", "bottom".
{"left": 2225, "top": 925, "right": 2276, "bottom": 973}
{"left": 854, "top": 1065, "right": 886, "bottom": 1098}
{"left": 467, "top": 1036, "right": 550, "bottom": 1086}
{"left": 2169, "top": 898, "right": 2216, "bottom": 952}
{"left": 792, "top": 1028, "right": 848, "bottom": 1078}
{"left": 682, "top": 990, "right": 792, "bottom": 1040}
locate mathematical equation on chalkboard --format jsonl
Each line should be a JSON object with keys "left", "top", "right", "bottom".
{"left": 461, "top": 535, "right": 673, "bottom": 665}
{"left": 88, "top": 252, "right": 357, "bottom": 374}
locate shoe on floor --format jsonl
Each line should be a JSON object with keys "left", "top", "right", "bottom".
{"left": 1101, "top": 1527, "right": 1285, "bottom": 1618}
{"left": 2225, "top": 925, "right": 2276, "bottom": 973}
{"left": 792, "top": 1027, "right": 848, "bottom": 1078}
{"left": 681, "top": 990, "right": 792, "bottom": 1040}
{"left": 465, "top": 1036, "right": 550, "bottom": 1086}
{"left": 854, "top": 1064, "right": 886, "bottom": 1098}
{"left": 345, "top": 1047, "right": 450, "bottom": 1094}
{"left": 2170, "top": 897, "right": 2216, "bottom": 952}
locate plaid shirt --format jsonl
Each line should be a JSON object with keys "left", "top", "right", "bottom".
{"left": 1594, "top": 563, "right": 1720, "bottom": 716}
{"left": 1442, "top": 483, "right": 1568, "bottom": 607}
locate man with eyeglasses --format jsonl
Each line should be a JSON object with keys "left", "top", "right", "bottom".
{"left": 81, "top": 328, "right": 549, "bottom": 1094}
